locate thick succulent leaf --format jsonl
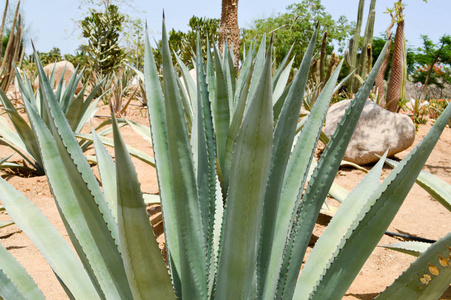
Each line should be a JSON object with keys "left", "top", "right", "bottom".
{"left": 59, "top": 66, "right": 83, "bottom": 113}
{"left": 328, "top": 182, "right": 350, "bottom": 203}
{"left": 246, "top": 33, "right": 266, "bottom": 111}
{"left": 272, "top": 44, "right": 294, "bottom": 87}
{"left": 76, "top": 133, "right": 156, "bottom": 167}
{"left": 294, "top": 152, "right": 387, "bottom": 299}
{"left": 381, "top": 241, "right": 431, "bottom": 257}
{"left": 0, "top": 221, "right": 14, "bottom": 228}
{"left": 144, "top": 30, "right": 182, "bottom": 297}
{"left": 175, "top": 53, "right": 197, "bottom": 111}
{"left": 194, "top": 32, "right": 217, "bottom": 282}
{"left": 0, "top": 241, "right": 44, "bottom": 299}
{"left": 92, "top": 128, "right": 118, "bottom": 223}
{"left": 124, "top": 119, "right": 153, "bottom": 146}
{"left": 275, "top": 41, "right": 390, "bottom": 300}
{"left": 0, "top": 178, "right": 99, "bottom": 299}
{"left": 0, "top": 122, "right": 42, "bottom": 173}
{"left": 257, "top": 27, "right": 317, "bottom": 298}
{"left": 310, "top": 93, "right": 451, "bottom": 299}
{"left": 161, "top": 19, "right": 207, "bottom": 298}
{"left": 32, "top": 52, "right": 133, "bottom": 299}
{"left": 377, "top": 233, "right": 451, "bottom": 300}
{"left": 272, "top": 56, "right": 295, "bottom": 105}
{"left": 215, "top": 41, "right": 273, "bottom": 300}
{"left": 265, "top": 61, "right": 342, "bottom": 300}
{"left": 233, "top": 44, "right": 255, "bottom": 107}
{"left": 0, "top": 89, "right": 42, "bottom": 167}
{"left": 212, "top": 45, "right": 230, "bottom": 179}
{"left": 385, "top": 158, "right": 451, "bottom": 212}
{"left": 222, "top": 46, "right": 236, "bottom": 116}
{"left": 222, "top": 64, "right": 252, "bottom": 197}
{"left": 112, "top": 114, "right": 175, "bottom": 299}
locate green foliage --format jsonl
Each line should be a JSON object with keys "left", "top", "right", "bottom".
{"left": 1, "top": 19, "right": 451, "bottom": 300}
{"left": 80, "top": 4, "right": 126, "bottom": 76}
{"left": 153, "top": 16, "right": 220, "bottom": 71}
{"left": 412, "top": 35, "right": 451, "bottom": 98}
{"left": 37, "top": 47, "right": 63, "bottom": 66}
{"left": 241, "top": 0, "right": 353, "bottom": 70}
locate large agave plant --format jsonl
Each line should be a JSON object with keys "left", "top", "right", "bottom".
{"left": 0, "top": 19, "right": 450, "bottom": 299}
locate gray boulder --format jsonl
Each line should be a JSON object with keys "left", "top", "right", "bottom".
{"left": 34, "top": 61, "right": 83, "bottom": 94}
{"left": 324, "top": 99, "right": 415, "bottom": 165}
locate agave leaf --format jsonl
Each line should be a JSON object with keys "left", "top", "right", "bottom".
{"left": 272, "top": 44, "right": 294, "bottom": 87}
{"left": 380, "top": 241, "right": 431, "bottom": 257}
{"left": 0, "top": 241, "right": 44, "bottom": 299}
{"left": 0, "top": 268, "right": 27, "bottom": 300}
{"left": 112, "top": 113, "right": 175, "bottom": 299}
{"left": 124, "top": 119, "right": 153, "bottom": 146}
{"left": 221, "top": 62, "right": 252, "bottom": 197}
{"left": 76, "top": 133, "right": 156, "bottom": 167}
{"left": 310, "top": 90, "right": 451, "bottom": 299}
{"left": 212, "top": 45, "right": 230, "bottom": 180}
{"left": 92, "top": 128, "right": 118, "bottom": 223}
{"left": 233, "top": 44, "right": 255, "bottom": 107}
{"left": 294, "top": 152, "right": 387, "bottom": 299}
{"left": 215, "top": 39, "right": 274, "bottom": 300}
{"left": 0, "top": 89, "right": 42, "bottom": 167}
{"left": 161, "top": 18, "right": 207, "bottom": 298}
{"left": 59, "top": 66, "right": 83, "bottom": 114}
{"left": 175, "top": 53, "right": 196, "bottom": 111}
{"left": 246, "top": 32, "right": 266, "bottom": 111}
{"left": 272, "top": 56, "right": 295, "bottom": 105}
{"left": 257, "top": 27, "right": 317, "bottom": 298}
{"left": 0, "top": 178, "right": 99, "bottom": 299}
{"left": 32, "top": 51, "right": 133, "bottom": 299}
{"left": 385, "top": 158, "right": 451, "bottom": 212}
{"left": 144, "top": 29, "right": 182, "bottom": 297}
{"left": 194, "top": 31, "right": 217, "bottom": 275}
{"left": 328, "top": 182, "right": 350, "bottom": 203}
{"left": 377, "top": 233, "right": 451, "bottom": 300}
{"left": 275, "top": 40, "right": 390, "bottom": 300}
{"left": 266, "top": 60, "right": 343, "bottom": 300}
{"left": 0, "top": 221, "right": 14, "bottom": 228}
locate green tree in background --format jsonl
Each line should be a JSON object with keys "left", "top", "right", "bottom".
{"left": 412, "top": 34, "right": 451, "bottom": 99}
{"left": 153, "top": 16, "right": 220, "bottom": 71}
{"left": 80, "top": 4, "right": 126, "bottom": 76}
{"left": 241, "top": 0, "right": 353, "bottom": 69}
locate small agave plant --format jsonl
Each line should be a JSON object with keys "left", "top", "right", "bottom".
{"left": 0, "top": 18, "right": 450, "bottom": 299}
{"left": 0, "top": 64, "right": 109, "bottom": 175}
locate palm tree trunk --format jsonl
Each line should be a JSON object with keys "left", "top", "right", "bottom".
{"left": 219, "top": 0, "right": 240, "bottom": 71}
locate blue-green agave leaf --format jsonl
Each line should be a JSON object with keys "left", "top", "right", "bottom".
{"left": 215, "top": 38, "right": 274, "bottom": 300}
{"left": 310, "top": 90, "right": 451, "bottom": 300}
{"left": 160, "top": 18, "right": 207, "bottom": 298}
{"left": 257, "top": 26, "right": 317, "bottom": 299}
{"left": 0, "top": 241, "right": 44, "bottom": 299}
{"left": 112, "top": 113, "right": 175, "bottom": 299}
{"left": 385, "top": 158, "right": 451, "bottom": 212}
{"left": 0, "top": 178, "right": 99, "bottom": 299}
{"left": 380, "top": 241, "right": 431, "bottom": 257}
{"left": 144, "top": 29, "right": 182, "bottom": 298}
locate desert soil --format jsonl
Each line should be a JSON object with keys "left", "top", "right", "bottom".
{"left": 0, "top": 99, "right": 450, "bottom": 299}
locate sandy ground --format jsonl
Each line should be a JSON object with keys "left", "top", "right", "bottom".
{"left": 0, "top": 100, "right": 450, "bottom": 299}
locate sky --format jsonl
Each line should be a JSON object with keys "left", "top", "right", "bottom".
{"left": 7, "top": 0, "right": 451, "bottom": 55}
